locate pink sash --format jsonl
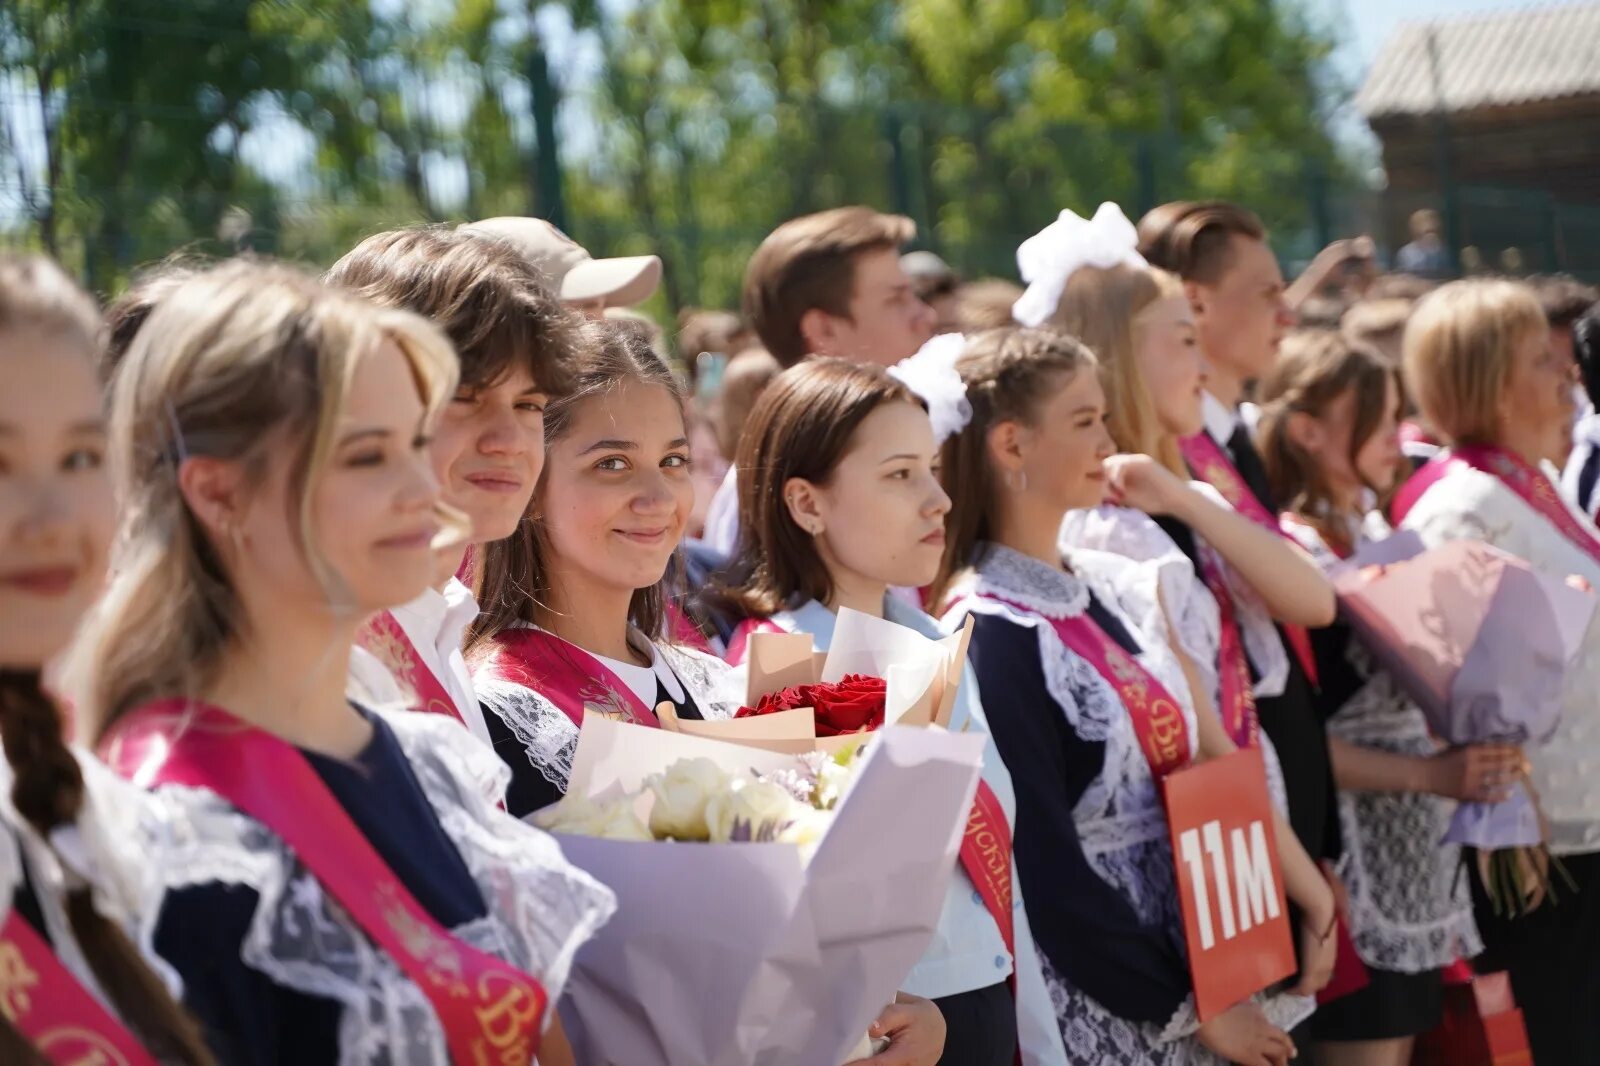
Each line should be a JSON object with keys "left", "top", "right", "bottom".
{"left": 356, "top": 612, "right": 466, "bottom": 728}
{"left": 977, "top": 593, "right": 1193, "bottom": 778}
{"left": 1393, "top": 444, "right": 1600, "bottom": 569}
{"left": 0, "top": 909, "right": 158, "bottom": 1065}
{"left": 1180, "top": 431, "right": 1322, "bottom": 689}
{"left": 104, "top": 702, "right": 547, "bottom": 1065}
{"left": 479, "top": 628, "right": 660, "bottom": 728}
{"left": 723, "top": 618, "right": 788, "bottom": 666}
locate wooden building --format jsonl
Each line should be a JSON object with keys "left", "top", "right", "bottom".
{"left": 1358, "top": 2, "right": 1600, "bottom": 274}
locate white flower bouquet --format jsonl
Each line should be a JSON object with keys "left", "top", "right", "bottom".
{"left": 538, "top": 715, "right": 985, "bottom": 1066}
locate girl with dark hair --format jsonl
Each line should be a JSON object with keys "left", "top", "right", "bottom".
{"left": 1560, "top": 303, "right": 1600, "bottom": 519}
{"left": 1259, "top": 331, "right": 1501, "bottom": 1065}
{"left": 72, "top": 259, "right": 612, "bottom": 1066}
{"left": 0, "top": 254, "right": 215, "bottom": 1064}
{"left": 934, "top": 326, "right": 1337, "bottom": 1066}
{"left": 714, "top": 354, "right": 1063, "bottom": 1066}
{"left": 468, "top": 322, "right": 741, "bottom": 817}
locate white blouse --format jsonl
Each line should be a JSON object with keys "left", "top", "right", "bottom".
{"left": 1399, "top": 461, "right": 1600, "bottom": 856}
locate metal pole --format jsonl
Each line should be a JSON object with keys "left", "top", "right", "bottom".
{"left": 528, "top": 30, "right": 567, "bottom": 231}
{"left": 1425, "top": 28, "right": 1461, "bottom": 274}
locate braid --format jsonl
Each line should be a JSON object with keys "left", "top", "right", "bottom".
{"left": 0, "top": 672, "right": 216, "bottom": 1064}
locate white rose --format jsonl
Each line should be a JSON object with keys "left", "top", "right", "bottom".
{"left": 533, "top": 794, "right": 605, "bottom": 835}
{"left": 645, "top": 757, "right": 728, "bottom": 841}
{"left": 705, "top": 778, "right": 800, "bottom": 843}
{"left": 593, "top": 799, "right": 653, "bottom": 841}
{"left": 813, "top": 760, "right": 852, "bottom": 810}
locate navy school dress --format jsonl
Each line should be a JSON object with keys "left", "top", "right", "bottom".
{"left": 152, "top": 712, "right": 487, "bottom": 1066}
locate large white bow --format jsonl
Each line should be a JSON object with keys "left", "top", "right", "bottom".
{"left": 1011, "top": 202, "right": 1147, "bottom": 328}
{"left": 888, "top": 332, "right": 972, "bottom": 446}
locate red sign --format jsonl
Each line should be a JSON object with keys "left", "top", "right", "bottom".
{"left": 1163, "top": 746, "right": 1296, "bottom": 1021}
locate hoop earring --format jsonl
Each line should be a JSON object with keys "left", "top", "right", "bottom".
{"left": 1005, "top": 469, "right": 1029, "bottom": 493}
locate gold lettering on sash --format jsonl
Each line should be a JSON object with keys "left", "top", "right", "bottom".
{"left": 0, "top": 939, "right": 39, "bottom": 1021}
{"left": 378, "top": 882, "right": 468, "bottom": 998}
{"left": 38, "top": 1028, "right": 131, "bottom": 1066}
{"left": 473, "top": 971, "right": 542, "bottom": 1064}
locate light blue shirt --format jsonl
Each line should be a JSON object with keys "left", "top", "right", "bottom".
{"left": 758, "top": 598, "right": 1068, "bottom": 1065}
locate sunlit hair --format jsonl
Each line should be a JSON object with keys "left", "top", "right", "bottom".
{"left": 326, "top": 224, "right": 581, "bottom": 395}
{"left": 1137, "top": 200, "right": 1267, "bottom": 285}
{"left": 69, "top": 259, "right": 459, "bottom": 741}
{"left": 0, "top": 253, "right": 101, "bottom": 360}
{"left": 467, "top": 321, "right": 686, "bottom": 654}
{"left": 0, "top": 254, "right": 215, "bottom": 1064}
{"left": 712, "top": 358, "right": 923, "bottom": 617}
{"left": 1048, "top": 262, "right": 1187, "bottom": 476}
{"left": 103, "top": 258, "right": 209, "bottom": 379}
{"left": 1402, "top": 278, "right": 1546, "bottom": 447}
{"left": 1256, "top": 330, "right": 1402, "bottom": 525}
{"left": 929, "top": 327, "right": 1097, "bottom": 609}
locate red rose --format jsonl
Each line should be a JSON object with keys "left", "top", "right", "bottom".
{"left": 735, "top": 674, "right": 887, "bottom": 737}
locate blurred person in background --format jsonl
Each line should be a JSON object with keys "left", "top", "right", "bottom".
{"left": 1395, "top": 210, "right": 1451, "bottom": 280}
{"left": 902, "top": 250, "right": 962, "bottom": 333}
{"left": 703, "top": 206, "right": 935, "bottom": 555}
{"left": 461, "top": 216, "right": 662, "bottom": 320}
{"left": 954, "top": 278, "right": 1025, "bottom": 331}
{"left": 1342, "top": 298, "right": 1413, "bottom": 367}
{"left": 1561, "top": 303, "right": 1600, "bottom": 518}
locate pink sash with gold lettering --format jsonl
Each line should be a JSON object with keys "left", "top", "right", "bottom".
{"left": 478, "top": 628, "right": 660, "bottom": 728}
{"left": 1181, "top": 431, "right": 1322, "bottom": 689}
{"left": 1392, "top": 444, "right": 1600, "bottom": 568}
{"left": 356, "top": 612, "right": 466, "bottom": 728}
{"left": 104, "top": 702, "right": 547, "bottom": 1065}
{"left": 0, "top": 909, "right": 157, "bottom": 1066}
{"left": 979, "top": 594, "right": 1193, "bottom": 779}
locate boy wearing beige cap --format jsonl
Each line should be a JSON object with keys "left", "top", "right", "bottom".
{"left": 461, "top": 216, "right": 662, "bottom": 317}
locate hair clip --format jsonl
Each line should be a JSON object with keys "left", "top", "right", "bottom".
{"left": 1013, "top": 202, "right": 1148, "bottom": 328}
{"left": 164, "top": 397, "right": 190, "bottom": 466}
{"left": 889, "top": 333, "right": 973, "bottom": 446}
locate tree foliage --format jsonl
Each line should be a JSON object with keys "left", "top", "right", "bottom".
{"left": 0, "top": 0, "right": 1352, "bottom": 304}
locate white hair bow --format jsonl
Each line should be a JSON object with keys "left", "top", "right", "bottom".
{"left": 889, "top": 332, "right": 972, "bottom": 446}
{"left": 1012, "top": 202, "right": 1147, "bottom": 328}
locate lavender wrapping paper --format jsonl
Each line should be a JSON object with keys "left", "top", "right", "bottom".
{"left": 546, "top": 719, "right": 985, "bottom": 1066}
{"left": 1333, "top": 535, "right": 1595, "bottom": 847}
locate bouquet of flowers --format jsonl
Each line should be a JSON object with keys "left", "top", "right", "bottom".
{"left": 1333, "top": 533, "right": 1595, "bottom": 913}
{"left": 539, "top": 714, "right": 985, "bottom": 1066}
{"left": 664, "top": 607, "right": 972, "bottom": 754}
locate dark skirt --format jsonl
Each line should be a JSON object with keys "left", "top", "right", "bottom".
{"left": 933, "top": 981, "right": 1016, "bottom": 1066}
{"left": 1467, "top": 847, "right": 1600, "bottom": 1064}
{"left": 1308, "top": 965, "right": 1444, "bottom": 1041}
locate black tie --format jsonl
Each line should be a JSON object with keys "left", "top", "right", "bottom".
{"left": 1226, "top": 423, "right": 1278, "bottom": 512}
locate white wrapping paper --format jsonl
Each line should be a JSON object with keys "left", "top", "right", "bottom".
{"left": 547, "top": 717, "right": 985, "bottom": 1066}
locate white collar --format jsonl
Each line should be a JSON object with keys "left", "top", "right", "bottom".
{"left": 390, "top": 578, "right": 479, "bottom": 662}
{"left": 1201, "top": 391, "right": 1240, "bottom": 445}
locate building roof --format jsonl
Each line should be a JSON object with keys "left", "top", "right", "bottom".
{"left": 1358, "top": 2, "right": 1600, "bottom": 119}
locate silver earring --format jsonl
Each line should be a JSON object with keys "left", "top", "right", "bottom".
{"left": 1005, "top": 469, "right": 1029, "bottom": 493}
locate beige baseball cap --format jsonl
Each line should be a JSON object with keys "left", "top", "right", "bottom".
{"left": 459, "top": 216, "right": 662, "bottom": 307}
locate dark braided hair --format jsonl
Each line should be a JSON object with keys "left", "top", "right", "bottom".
{"left": 0, "top": 672, "right": 215, "bottom": 1063}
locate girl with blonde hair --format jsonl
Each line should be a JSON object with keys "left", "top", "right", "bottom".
{"left": 0, "top": 254, "right": 215, "bottom": 1065}
{"left": 70, "top": 259, "right": 613, "bottom": 1066}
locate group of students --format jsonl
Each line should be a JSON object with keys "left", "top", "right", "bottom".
{"left": 3, "top": 194, "right": 1599, "bottom": 1066}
